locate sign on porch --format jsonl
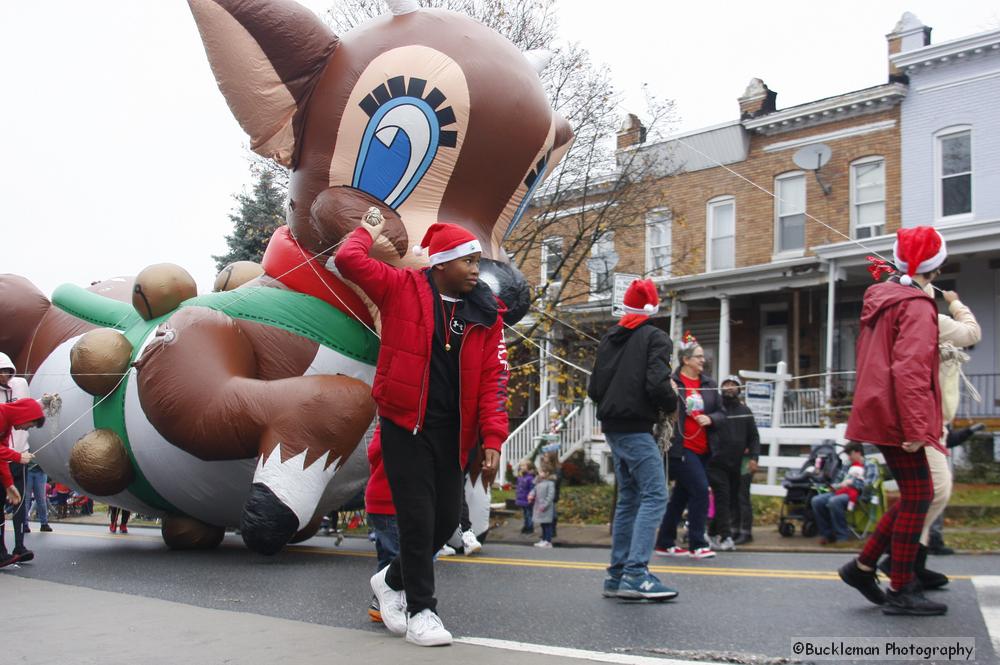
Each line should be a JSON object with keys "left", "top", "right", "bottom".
{"left": 745, "top": 381, "right": 774, "bottom": 427}
{"left": 611, "top": 273, "right": 640, "bottom": 318}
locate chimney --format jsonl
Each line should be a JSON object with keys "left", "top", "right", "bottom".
{"left": 887, "top": 12, "right": 931, "bottom": 82}
{"left": 738, "top": 78, "right": 777, "bottom": 119}
{"left": 617, "top": 113, "right": 647, "bottom": 150}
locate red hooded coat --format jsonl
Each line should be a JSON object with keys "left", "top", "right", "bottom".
{"left": 0, "top": 398, "right": 44, "bottom": 488}
{"left": 335, "top": 228, "right": 509, "bottom": 465}
{"left": 845, "top": 281, "right": 943, "bottom": 452}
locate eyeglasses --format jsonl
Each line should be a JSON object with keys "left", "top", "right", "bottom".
{"left": 690, "top": 355, "right": 705, "bottom": 360}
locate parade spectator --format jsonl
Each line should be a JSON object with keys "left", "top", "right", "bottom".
{"left": 531, "top": 462, "right": 556, "bottom": 549}
{"left": 336, "top": 213, "right": 508, "bottom": 646}
{"left": 109, "top": 506, "right": 130, "bottom": 534}
{"left": 707, "top": 376, "right": 759, "bottom": 552}
{"left": 365, "top": 426, "right": 399, "bottom": 624}
{"left": 839, "top": 226, "right": 947, "bottom": 616}
{"left": 588, "top": 278, "right": 679, "bottom": 601}
{"left": 811, "top": 442, "right": 877, "bottom": 544}
{"left": 655, "top": 334, "right": 722, "bottom": 560}
{"left": 0, "top": 397, "right": 42, "bottom": 567}
{"left": 23, "top": 460, "right": 51, "bottom": 532}
{"left": 515, "top": 460, "right": 536, "bottom": 534}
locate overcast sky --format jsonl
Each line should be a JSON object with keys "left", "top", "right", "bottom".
{"left": 2, "top": 1, "right": 997, "bottom": 297}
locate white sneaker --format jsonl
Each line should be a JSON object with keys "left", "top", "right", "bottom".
{"left": 436, "top": 544, "right": 457, "bottom": 558}
{"left": 716, "top": 537, "right": 736, "bottom": 552}
{"left": 370, "top": 566, "right": 407, "bottom": 635}
{"left": 533, "top": 540, "right": 553, "bottom": 548}
{"left": 690, "top": 547, "right": 717, "bottom": 559}
{"left": 461, "top": 530, "right": 482, "bottom": 556}
{"left": 405, "top": 609, "right": 453, "bottom": 647}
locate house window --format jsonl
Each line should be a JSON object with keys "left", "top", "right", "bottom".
{"left": 775, "top": 172, "right": 806, "bottom": 254}
{"left": 851, "top": 157, "right": 885, "bottom": 239}
{"left": 590, "top": 231, "right": 615, "bottom": 297}
{"left": 937, "top": 127, "right": 972, "bottom": 219}
{"left": 541, "top": 237, "right": 563, "bottom": 284}
{"left": 707, "top": 196, "right": 735, "bottom": 271}
{"left": 760, "top": 305, "right": 788, "bottom": 373}
{"left": 645, "top": 209, "right": 672, "bottom": 277}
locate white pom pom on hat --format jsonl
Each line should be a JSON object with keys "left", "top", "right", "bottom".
{"left": 899, "top": 274, "right": 913, "bottom": 286}
{"left": 412, "top": 245, "right": 425, "bottom": 256}
{"left": 644, "top": 303, "right": 656, "bottom": 314}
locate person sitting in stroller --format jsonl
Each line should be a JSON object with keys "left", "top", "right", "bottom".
{"left": 810, "top": 442, "right": 878, "bottom": 544}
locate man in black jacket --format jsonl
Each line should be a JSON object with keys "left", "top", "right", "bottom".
{"left": 587, "top": 279, "right": 678, "bottom": 601}
{"left": 707, "top": 376, "right": 760, "bottom": 551}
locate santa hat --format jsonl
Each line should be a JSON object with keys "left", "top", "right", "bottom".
{"left": 412, "top": 223, "right": 482, "bottom": 266}
{"left": 893, "top": 226, "right": 947, "bottom": 286}
{"left": 621, "top": 279, "right": 659, "bottom": 315}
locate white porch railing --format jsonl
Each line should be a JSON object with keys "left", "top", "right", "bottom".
{"left": 498, "top": 397, "right": 554, "bottom": 481}
{"left": 556, "top": 399, "right": 602, "bottom": 461}
{"left": 782, "top": 388, "right": 825, "bottom": 427}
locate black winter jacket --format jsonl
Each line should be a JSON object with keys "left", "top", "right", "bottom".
{"left": 669, "top": 370, "right": 725, "bottom": 459}
{"left": 709, "top": 398, "right": 761, "bottom": 468}
{"left": 587, "top": 322, "right": 677, "bottom": 433}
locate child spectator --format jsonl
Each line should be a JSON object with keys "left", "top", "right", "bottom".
{"left": 514, "top": 460, "right": 536, "bottom": 534}
{"left": 531, "top": 463, "right": 556, "bottom": 549}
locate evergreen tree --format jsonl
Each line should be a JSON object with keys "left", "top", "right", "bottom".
{"left": 213, "top": 168, "right": 288, "bottom": 271}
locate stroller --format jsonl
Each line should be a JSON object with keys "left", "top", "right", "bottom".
{"left": 778, "top": 442, "right": 842, "bottom": 537}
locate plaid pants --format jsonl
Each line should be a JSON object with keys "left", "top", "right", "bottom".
{"left": 858, "top": 445, "right": 933, "bottom": 588}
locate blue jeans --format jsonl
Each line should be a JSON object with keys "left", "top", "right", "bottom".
{"left": 25, "top": 468, "right": 48, "bottom": 525}
{"left": 368, "top": 513, "right": 400, "bottom": 572}
{"left": 656, "top": 452, "right": 710, "bottom": 550}
{"left": 521, "top": 505, "right": 534, "bottom": 531}
{"left": 540, "top": 522, "right": 554, "bottom": 542}
{"left": 811, "top": 492, "right": 851, "bottom": 541}
{"left": 606, "top": 432, "right": 668, "bottom": 578}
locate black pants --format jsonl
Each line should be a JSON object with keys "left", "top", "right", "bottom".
{"left": 109, "top": 506, "right": 130, "bottom": 526}
{"left": 380, "top": 418, "right": 463, "bottom": 616}
{"left": 707, "top": 461, "right": 740, "bottom": 540}
{"left": 733, "top": 471, "right": 753, "bottom": 535}
{"left": 2, "top": 463, "right": 27, "bottom": 554}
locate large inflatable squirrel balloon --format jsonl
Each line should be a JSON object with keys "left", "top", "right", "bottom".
{"left": 0, "top": 0, "right": 572, "bottom": 554}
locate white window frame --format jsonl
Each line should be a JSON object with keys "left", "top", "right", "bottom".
{"left": 645, "top": 208, "right": 672, "bottom": 278}
{"left": 589, "top": 231, "right": 615, "bottom": 299}
{"left": 706, "top": 196, "right": 736, "bottom": 272}
{"left": 773, "top": 171, "right": 807, "bottom": 258}
{"left": 849, "top": 156, "right": 886, "bottom": 239}
{"left": 540, "top": 237, "right": 563, "bottom": 286}
{"left": 934, "top": 125, "right": 973, "bottom": 223}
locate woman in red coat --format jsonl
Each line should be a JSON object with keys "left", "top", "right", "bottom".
{"left": 838, "top": 227, "right": 947, "bottom": 616}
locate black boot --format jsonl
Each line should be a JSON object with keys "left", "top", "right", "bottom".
{"left": 838, "top": 559, "right": 886, "bottom": 605}
{"left": 915, "top": 544, "right": 948, "bottom": 590}
{"left": 883, "top": 581, "right": 948, "bottom": 616}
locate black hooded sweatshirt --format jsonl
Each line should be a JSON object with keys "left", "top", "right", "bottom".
{"left": 587, "top": 322, "right": 677, "bottom": 433}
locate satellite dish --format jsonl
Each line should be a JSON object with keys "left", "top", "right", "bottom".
{"left": 792, "top": 143, "right": 832, "bottom": 171}
{"left": 792, "top": 143, "right": 833, "bottom": 195}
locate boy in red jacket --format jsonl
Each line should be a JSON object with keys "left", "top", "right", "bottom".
{"left": 838, "top": 226, "right": 947, "bottom": 616}
{"left": 1, "top": 398, "right": 43, "bottom": 567}
{"left": 335, "top": 210, "right": 508, "bottom": 647}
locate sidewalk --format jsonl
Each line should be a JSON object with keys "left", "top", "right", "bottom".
{"left": 485, "top": 515, "right": 1000, "bottom": 554}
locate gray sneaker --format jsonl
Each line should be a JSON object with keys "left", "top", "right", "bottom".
{"left": 716, "top": 536, "right": 736, "bottom": 551}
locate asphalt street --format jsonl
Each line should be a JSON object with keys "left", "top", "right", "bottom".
{"left": 4, "top": 523, "right": 998, "bottom": 664}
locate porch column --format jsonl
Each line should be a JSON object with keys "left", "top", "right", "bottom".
{"left": 539, "top": 337, "right": 550, "bottom": 404}
{"left": 718, "top": 294, "right": 731, "bottom": 381}
{"left": 825, "top": 260, "right": 837, "bottom": 406}
{"left": 670, "top": 297, "right": 683, "bottom": 346}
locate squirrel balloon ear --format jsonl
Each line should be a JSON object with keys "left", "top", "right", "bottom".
{"left": 187, "top": 0, "right": 339, "bottom": 167}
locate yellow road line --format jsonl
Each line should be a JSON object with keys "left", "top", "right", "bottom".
{"left": 45, "top": 529, "right": 973, "bottom": 581}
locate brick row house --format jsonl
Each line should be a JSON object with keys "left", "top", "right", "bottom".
{"left": 511, "top": 14, "right": 1000, "bottom": 428}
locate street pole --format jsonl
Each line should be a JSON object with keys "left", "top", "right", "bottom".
{"left": 718, "top": 294, "right": 730, "bottom": 381}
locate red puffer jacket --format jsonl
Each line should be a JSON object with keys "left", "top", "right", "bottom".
{"left": 0, "top": 398, "right": 44, "bottom": 488}
{"left": 845, "top": 280, "right": 943, "bottom": 452}
{"left": 335, "top": 228, "right": 509, "bottom": 463}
